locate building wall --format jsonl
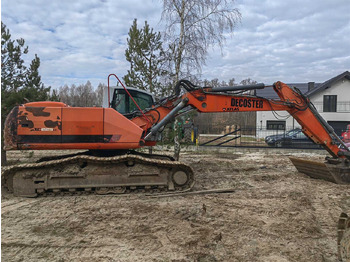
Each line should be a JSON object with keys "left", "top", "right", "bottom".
{"left": 311, "top": 78, "right": 350, "bottom": 122}
{"left": 256, "top": 77, "right": 350, "bottom": 137}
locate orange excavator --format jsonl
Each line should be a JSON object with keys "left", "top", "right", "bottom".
{"left": 3, "top": 74, "right": 350, "bottom": 260}
{"left": 2, "top": 74, "right": 350, "bottom": 198}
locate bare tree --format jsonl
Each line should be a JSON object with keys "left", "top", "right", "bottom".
{"left": 57, "top": 81, "right": 98, "bottom": 107}
{"left": 228, "top": 77, "right": 236, "bottom": 86}
{"left": 69, "top": 84, "right": 77, "bottom": 106}
{"left": 239, "top": 78, "right": 257, "bottom": 85}
{"left": 220, "top": 80, "right": 228, "bottom": 87}
{"left": 161, "top": 0, "right": 241, "bottom": 160}
{"left": 57, "top": 84, "right": 71, "bottom": 105}
{"left": 161, "top": 0, "right": 241, "bottom": 83}
{"left": 76, "top": 81, "right": 96, "bottom": 107}
{"left": 210, "top": 78, "right": 220, "bottom": 87}
{"left": 96, "top": 83, "right": 105, "bottom": 107}
{"left": 203, "top": 79, "right": 211, "bottom": 87}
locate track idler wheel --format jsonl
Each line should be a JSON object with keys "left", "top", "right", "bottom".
{"left": 172, "top": 170, "right": 189, "bottom": 186}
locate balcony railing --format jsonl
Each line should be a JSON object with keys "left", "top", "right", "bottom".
{"left": 312, "top": 102, "right": 350, "bottom": 112}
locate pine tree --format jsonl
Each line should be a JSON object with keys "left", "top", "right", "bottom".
{"left": 1, "top": 22, "right": 55, "bottom": 165}
{"left": 1, "top": 22, "right": 28, "bottom": 95}
{"left": 123, "top": 19, "right": 166, "bottom": 96}
{"left": 21, "top": 54, "right": 52, "bottom": 102}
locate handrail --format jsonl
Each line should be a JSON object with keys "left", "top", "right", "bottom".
{"left": 107, "top": 74, "right": 151, "bottom": 124}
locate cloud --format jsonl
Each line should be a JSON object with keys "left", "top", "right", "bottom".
{"left": 201, "top": 0, "right": 350, "bottom": 83}
{"left": 2, "top": 0, "right": 350, "bottom": 89}
{"left": 2, "top": 0, "right": 163, "bottom": 88}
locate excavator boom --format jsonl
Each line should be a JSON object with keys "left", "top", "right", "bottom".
{"left": 181, "top": 80, "right": 350, "bottom": 184}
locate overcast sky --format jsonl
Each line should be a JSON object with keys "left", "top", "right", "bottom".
{"left": 2, "top": 0, "right": 350, "bottom": 89}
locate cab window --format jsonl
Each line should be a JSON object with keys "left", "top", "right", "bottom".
{"left": 112, "top": 89, "right": 154, "bottom": 115}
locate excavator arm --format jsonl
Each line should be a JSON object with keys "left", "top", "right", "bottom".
{"left": 140, "top": 80, "right": 350, "bottom": 184}
{"left": 144, "top": 80, "right": 349, "bottom": 159}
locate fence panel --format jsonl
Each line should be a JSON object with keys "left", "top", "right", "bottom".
{"left": 198, "top": 126, "right": 323, "bottom": 149}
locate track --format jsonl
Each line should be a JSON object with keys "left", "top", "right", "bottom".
{"left": 2, "top": 154, "right": 195, "bottom": 197}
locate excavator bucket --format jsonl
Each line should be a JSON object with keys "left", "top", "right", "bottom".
{"left": 289, "top": 157, "right": 350, "bottom": 184}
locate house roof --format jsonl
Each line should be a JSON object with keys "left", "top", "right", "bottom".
{"left": 304, "top": 71, "right": 350, "bottom": 97}
{"left": 255, "top": 82, "right": 321, "bottom": 99}
{"left": 255, "top": 71, "right": 350, "bottom": 99}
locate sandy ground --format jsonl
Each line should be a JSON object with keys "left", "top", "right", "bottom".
{"left": 1, "top": 150, "right": 350, "bottom": 262}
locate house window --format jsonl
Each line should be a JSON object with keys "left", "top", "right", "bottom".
{"left": 266, "top": 120, "right": 286, "bottom": 130}
{"left": 323, "top": 95, "right": 337, "bottom": 112}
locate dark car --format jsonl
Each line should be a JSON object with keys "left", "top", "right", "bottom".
{"left": 265, "top": 128, "right": 317, "bottom": 148}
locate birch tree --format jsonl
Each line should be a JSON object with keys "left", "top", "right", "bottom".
{"left": 161, "top": 0, "right": 241, "bottom": 82}
{"left": 161, "top": 0, "right": 241, "bottom": 160}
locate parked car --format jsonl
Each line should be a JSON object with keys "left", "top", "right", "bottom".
{"left": 265, "top": 128, "right": 317, "bottom": 148}
{"left": 339, "top": 142, "right": 350, "bottom": 152}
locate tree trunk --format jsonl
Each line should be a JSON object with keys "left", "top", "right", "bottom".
{"left": 173, "top": 120, "right": 180, "bottom": 161}
{"left": 172, "top": 1, "right": 186, "bottom": 161}
{"left": 1, "top": 142, "right": 7, "bottom": 166}
{"left": 1, "top": 117, "right": 7, "bottom": 165}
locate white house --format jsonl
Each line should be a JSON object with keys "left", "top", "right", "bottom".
{"left": 256, "top": 71, "right": 350, "bottom": 136}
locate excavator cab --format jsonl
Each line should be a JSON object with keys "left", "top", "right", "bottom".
{"left": 103, "top": 86, "right": 155, "bottom": 118}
